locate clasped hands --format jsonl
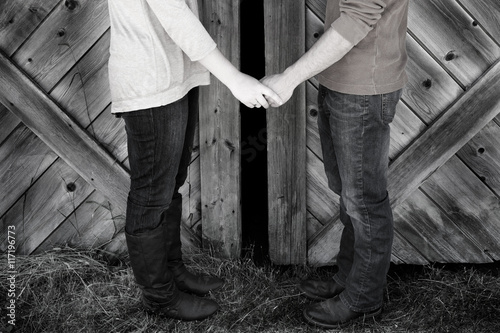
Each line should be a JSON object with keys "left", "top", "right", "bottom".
{"left": 229, "top": 70, "right": 295, "bottom": 109}
{"left": 260, "top": 72, "right": 295, "bottom": 108}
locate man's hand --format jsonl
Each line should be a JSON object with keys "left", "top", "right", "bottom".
{"left": 260, "top": 72, "right": 297, "bottom": 107}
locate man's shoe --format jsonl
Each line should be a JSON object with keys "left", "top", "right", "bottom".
{"left": 172, "top": 265, "right": 224, "bottom": 296}
{"left": 303, "top": 295, "right": 381, "bottom": 329}
{"left": 298, "top": 279, "right": 344, "bottom": 301}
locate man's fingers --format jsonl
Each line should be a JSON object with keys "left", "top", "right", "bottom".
{"left": 256, "top": 95, "right": 269, "bottom": 109}
{"left": 263, "top": 88, "right": 283, "bottom": 106}
{"left": 263, "top": 94, "right": 284, "bottom": 108}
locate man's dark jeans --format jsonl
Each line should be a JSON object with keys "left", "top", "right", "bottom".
{"left": 317, "top": 85, "right": 402, "bottom": 313}
{"left": 121, "top": 88, "right": 199, "bottom": 235}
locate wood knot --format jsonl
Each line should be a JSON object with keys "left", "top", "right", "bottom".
{"left": 66, "top": 182, "right": 77, "bottom": 192}
{"left": 224, "top": 139, "right": 235, "bottom": 151}
{"left": 422, "top": 79, "right": 432, "bottom": 89}
{"left": 65, "top": 0, "right": 79, "bottom": 11}
{"left": 309, "top": 108, "right": 318, "bottom": 117}
{"left": 445, "top": 51, "right": 456, "bottom": 61}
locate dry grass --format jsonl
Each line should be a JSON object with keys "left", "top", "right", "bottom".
{"left": 1, "top": 247, "right": 500, "bottom": 333}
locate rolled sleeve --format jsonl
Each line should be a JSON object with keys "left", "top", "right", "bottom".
{"left": 332, "top": 0, "right": 387, "bottom": 45}
{"left": 145, "top": 0, "right": 216, "bottom": 61}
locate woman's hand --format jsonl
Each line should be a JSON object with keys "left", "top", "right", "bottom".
{"left": 228, "top": 72, "right": 283, "bottom": 109}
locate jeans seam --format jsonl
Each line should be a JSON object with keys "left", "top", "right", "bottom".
{"left": 354, "top": 95, "right": 372, "bottom": 307}
{"left": 148, "top": 109, "right": 157, "bottom": 214}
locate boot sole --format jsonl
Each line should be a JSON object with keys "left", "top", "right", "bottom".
{"left": 141, "top": 294, "right": 219, "bottom": 321}
{"left": 303, "top": 307, "right": 382, "bottom": 329}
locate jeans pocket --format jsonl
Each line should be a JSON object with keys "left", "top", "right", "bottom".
{"left": 381, "top": 89, "right": 403, "bottom": 125}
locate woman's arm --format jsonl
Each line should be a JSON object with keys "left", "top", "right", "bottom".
{"left": 199, "top": 48, "right": 282, "bottom": 108}
{"left": 145, "top": 0, "right": 282, "bottom": 108}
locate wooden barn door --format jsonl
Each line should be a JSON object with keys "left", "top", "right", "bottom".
{"left": 264, "top": 0, "right": 308, "bottom": 265}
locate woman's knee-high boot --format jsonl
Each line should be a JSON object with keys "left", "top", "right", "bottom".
{"left": 163, "top": 193, "right": 224, "bottom": 295}
{"left": 126, "top": 224, "right": 219, "bottom": 320}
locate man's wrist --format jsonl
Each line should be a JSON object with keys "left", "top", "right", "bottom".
{"left": 282, "top": 66, "right": 302, "bottom": 92}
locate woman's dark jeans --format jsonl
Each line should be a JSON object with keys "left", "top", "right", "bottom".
{"left": 317, "top": 85, "right": 402, "bottom": 313}
{"left": 121, "top": 88, "right": 199, "bottom": 235}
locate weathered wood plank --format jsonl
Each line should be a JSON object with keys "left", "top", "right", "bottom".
{"left": 0, "top": 158, "right": 95, "bottom": 254}
{"left": 393, "top": 188, "right": 491, "bottom": 263}
{"left": 90, "top": 106, "right": 127, "bottom": 164}
{"left": 308, "top": 61, "right": 500, "bottom": 264}
{"left": 404, "top": 34, "right": 464, "bottom": 124}
{"left": 306, "top": 211, "right": 324, "bottom": 244}
{"left": 179, "top": 156, "right": 203, "bottom": 252}
{"left": 420, "top": 156, "right": 500, "bottom": 261}
{"left": 265, "top": 0, "right": 307, "bottom": 265}
{"left": 0, "top": 50, "right": 129, "bottom": 213}
{"left": 0, "top": 104, "right": 20, "bottom": 144}
{"left": 179, "top": 156, "right": 202, "bottom": 230}
{"left": 306, "top": 82, "right": 322, "bottom": 158}
{"left": 306, "top": 149, "right": 339, "bottom": 228}
{"left": 306, "top": 7, "right": 323, "bottom": 51}
{"left": 408, "top": 0, "right": 500, "bottom": 87}
{"left": 391, "top": 233, "right": 429, "bottom": 265}
{"left": 50, "top": 31, "right": 111, "bottom": 128}
{"left": 35, "top": 190, "right": 124, "bottom": 253}
{"left": 0, "top": 0, "right": 59, "bottom": 55}
{"left": 199, "top": 0, "right": 241, "bottom": 258}
{"left": 12, "top": 0, "right": 109, "bottom": 91}
{"left": 389, "top": 102, "right": 426, "bottom": 161}
{"left": 307, "top": 219, "right": 342, "bottom": 265}
{"left": 457, "top": 121, "right": 500, "bottom": 196}
{"left": 306, "top": 0, "right": 326, "bottom": 22}
{"left": 458, "top": 0, "right": 500, "bottom": 45}
{"left": 0, "top": 126, "right": 58, "bottom": 215}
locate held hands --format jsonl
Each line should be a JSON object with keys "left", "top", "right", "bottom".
{"left": 260, "top": 72, "right": 296, "bottom": 107}
{"left": 228, "top": 72, "right": 283, "bottom": 109}
{"left": 198, "top": 49, "right": 287, "bottom": 109}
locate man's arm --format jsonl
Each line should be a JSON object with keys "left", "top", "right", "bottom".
{"left": 261, "top": 27, "right": 354, "bottom": 105}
